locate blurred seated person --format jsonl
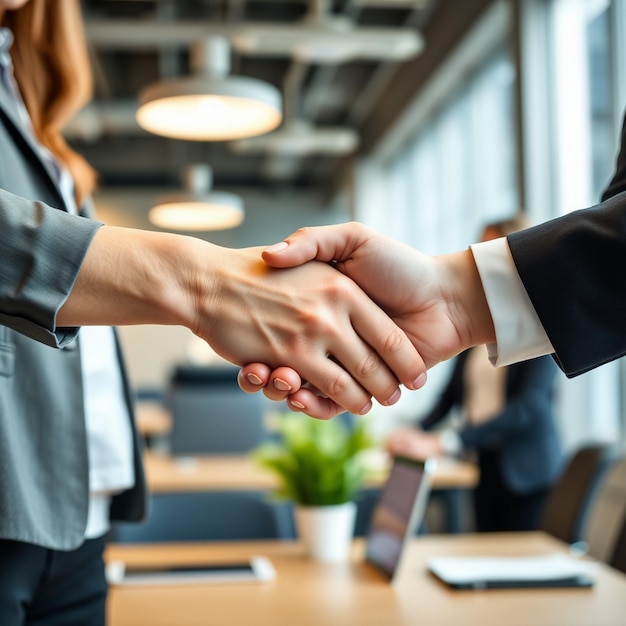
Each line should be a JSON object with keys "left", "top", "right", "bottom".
{"left": 386, "top": 216, "right": 564, "bottom": 532}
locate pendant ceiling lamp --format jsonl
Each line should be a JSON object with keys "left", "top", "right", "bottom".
{"left": 149, "top": 164, "right": 244, "bottom": 231}
{"left": 136, "top": 36, "right": 283, "bottom": 141}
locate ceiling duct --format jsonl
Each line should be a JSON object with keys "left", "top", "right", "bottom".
{"left": 230, "top": 50, "right": 358, "bottom": 160}
{"left": 85, "top": 21, "right": 423, "bottom": 65}
{"left": 232, "top": 25, "right": 422, "bottom": 65}
{"left": 230, "top": 118, "right": 358, "bottom": 156}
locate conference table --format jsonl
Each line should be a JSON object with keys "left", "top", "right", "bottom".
{"left": 142, "top": 451, "right": 479, "bottom": 534}
{"left": 105, "top": 531, "right": 626, "bottom": 626}
{"left": 142, "top": 450, "right": 479, "bottom": 493}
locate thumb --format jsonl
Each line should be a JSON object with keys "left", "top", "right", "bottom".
{"left": 262, "top": 223, "right": 365, "bottom": 268}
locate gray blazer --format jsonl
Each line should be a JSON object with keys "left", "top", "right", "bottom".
{"left": 0, "top": 80, "right": 146, "bottom": 550}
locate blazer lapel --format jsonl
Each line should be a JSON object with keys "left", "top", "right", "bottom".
{"left": 0, "top": 82, "right": 68, "bottom": 211}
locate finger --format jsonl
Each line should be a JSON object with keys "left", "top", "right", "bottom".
{"left": 330, "top": 287, "right": 427, "bottom": 395}
{"left": 261, "top": 367, "right": 304, "bottom": 402}
{"left": 286, "top": 387, "right": 353, "bottom": 421}
{"left": 292, "top": 351, "right": 374, "bottom": 416}
{"left": 262, "top": 222, "right": 371, "bottom": 268}
{"left": 289, "top": 282, "right": 420, "bottom": 408}
{"left": 235, "top": 336, "right": 369, "bottom": 412}
{"left": 237, "top": 363, "right": 271, "bottom": 393}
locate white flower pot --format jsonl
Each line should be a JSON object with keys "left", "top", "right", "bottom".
{"left": 294, "top": 501, "right": 357, "bottom": 562}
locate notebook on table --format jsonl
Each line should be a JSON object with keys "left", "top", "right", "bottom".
{"left": 427, "top": 552, "right": 597, "bottom": 590}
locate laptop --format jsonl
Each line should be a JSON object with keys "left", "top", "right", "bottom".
{"left": 364, "top": 455, "right": 434, "bottom": 582}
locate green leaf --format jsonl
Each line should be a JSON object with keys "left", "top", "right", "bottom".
{"left": 252, "top": 413, "right": 374, "bottom": 506}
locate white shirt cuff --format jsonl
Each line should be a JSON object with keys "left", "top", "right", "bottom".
{"left": 470, "top": 238, "right": 554, "bottom": 366}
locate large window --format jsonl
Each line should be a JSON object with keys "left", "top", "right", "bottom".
{"left": 394, "top": 51, "right": 517, "bottom": 254}
{"left": 358, "top": 47, "right": 518, "bottom": 256}
{"left": 587, "top": 0, "right": 616, "bottom": 198}
{"left": 351, "top": 4, "right": 517, "bottom": 423}
{"left": 519, "top": 0, "right": 623, "bottom": 448}
{"left": 352, "top": 0, "right": 625, "bottom": 444}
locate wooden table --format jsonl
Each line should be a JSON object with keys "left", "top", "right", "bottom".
{"left": 143, "top": 451, "right": 479, "bottom": 493}
{"left": 106, "top": 532, "right": 626, "bottom": 626}
{"left": 141, "top": 452, "right": 478, "bottom": 535}
{"left": 135, "top": 402, "right": 172, "bottom": 438}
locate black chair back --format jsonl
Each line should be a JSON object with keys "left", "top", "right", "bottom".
{"left": 539, "top": 443, "right": 619, "bottom": 544}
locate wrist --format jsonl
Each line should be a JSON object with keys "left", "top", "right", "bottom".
{"left": 443, "top": 249, "right": 496, "bottom": 350}
{"left": 60, "top": 226, "right": 201, "bottom": 329}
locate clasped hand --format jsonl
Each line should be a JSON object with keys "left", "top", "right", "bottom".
{"left": 197, "top": 244, "right": 427, "bottom": 416}
{"left": 237, "top": 222, "right": 494, "bottom": 418}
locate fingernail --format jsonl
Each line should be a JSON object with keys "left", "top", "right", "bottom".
{"left": 358, "top": 401, "right": 373, "bottom": 415}
{"left": 246, "top": 373, "right": 263, "bottom": 386}
{"left": 274, "top": 378, "right": 292, "bottom": 392}
{"left": 288, "top": 399, "right": 305, "bottom": 410}
{"left": 265, "top": 241, "right": 289, "bottom": 253}
{"left": 412, "top": 372, "right": 427, "bottom": 390}
{"left": 384, "top": 388, "right": 401, "bottom": 406}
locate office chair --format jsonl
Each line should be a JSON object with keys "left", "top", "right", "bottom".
{"left": 609, "top": 517, "right": 626, "bottom": 574}
{"left": 582, "top": 454, "right": 626, "bottom": 566}
{"left": 167, "top": 365, "right": 268, "bottom": 455}
{"left": 111, "top": 491, "right": 295, "bottom": 543}
{"left": 539, "top": 443, "right": 620, "bottom": 544}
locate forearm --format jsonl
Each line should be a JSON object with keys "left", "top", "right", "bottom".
{"left": 57, "top": 225, "right": 205, "bottom": 330}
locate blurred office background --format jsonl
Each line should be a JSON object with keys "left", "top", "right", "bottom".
{"left": 71, "top": 0, "right": 626, "bottom": 455}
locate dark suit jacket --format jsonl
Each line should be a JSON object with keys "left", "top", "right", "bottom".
{"left": 0, "top": 71, "right": 146, "bottom": 550}
{"left": 419, "top": 351, "right": 563, "bottom": 494}
{"left": 508, "top": 111, "right": 626, "bottom": 377}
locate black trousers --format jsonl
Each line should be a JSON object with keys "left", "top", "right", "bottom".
{"left": 474, "top": 448, "right": 550, "bottom": 532}
{"left": 0, "top": 536, "right": 107, "bottom": 626}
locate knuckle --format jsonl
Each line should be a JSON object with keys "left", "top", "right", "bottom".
{"left": 355, "top": 351, "right": 380, "bottom": 379}
{"left": 326, "top": 272, "right": 353, "bottom": 299}
{"left": 324, "top": 370, "right": 350, "bottom": 397}
{"left": 381, "top": 326, "right": 406, "bottom": 355}
{"left": 302, "top": 307, "right": 340, "bottom": 339}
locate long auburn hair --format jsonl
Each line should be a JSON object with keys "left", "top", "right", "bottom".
{"left": 2, "top": 0, "right": 97, "bottom": 206}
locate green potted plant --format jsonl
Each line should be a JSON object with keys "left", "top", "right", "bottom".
{"left": 253, "top": 412, "right": 373, "bottom": 561}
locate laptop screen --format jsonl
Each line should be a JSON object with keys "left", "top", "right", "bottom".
{"left": 365, "top": 456, "right": 432, "bottom": 581}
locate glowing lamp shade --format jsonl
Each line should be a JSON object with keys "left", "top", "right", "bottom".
{"left": 136, "top": 76, "right": 283, "bottom": 141}
{"left": 149, "top": 193, "right": 244, "bottom": 231}
{"left": 149, "top": 164, "right": 244, "bottom": 231}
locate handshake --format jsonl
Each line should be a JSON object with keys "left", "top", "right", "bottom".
{"left": 233, "top": 221, "right": 496, "bottom": 420}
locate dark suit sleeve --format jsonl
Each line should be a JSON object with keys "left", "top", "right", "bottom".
{"left": 508, "top": 190, "right": 626, "bottom": 377}
{"left": 506, "top": 111, "right": 626, "bottom": 377}
{"left": 459, "top": 356, "right": 557, "bottom": 449}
